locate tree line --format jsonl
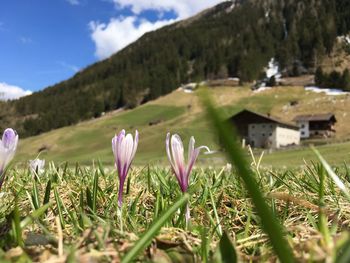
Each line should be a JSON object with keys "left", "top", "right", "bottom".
{"left": 2, "top": 0, "right": 350, "bottom": 137}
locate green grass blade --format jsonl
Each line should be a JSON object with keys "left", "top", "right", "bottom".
{"left": 121, "top": 193, "right": 189, "bottom": 263}
{"left": 317, "top": 164, "right": 331, "bottom": 246}
{"left": 213, "top": 231, "right": 237, "bottom": 263}
{"left": 54, "top": 187, "right": 66, "bottom": 229}
{"left": 43, "top": 180, "right": 52, "bottom": 206}
{"left": 32, "top": 180, "right": 40, "bottom": 210}
{"left": 312, "top": 147, "right": 350, "bottom": 202}
{"left": 12, "top": 198, "right": 23, "bottom": 247}
{"left": 92, "top": 171, "right": 99, "bottom": 213}
{"left": 200, "top": 90, "right": 294, "bottom": 263}
{"left": 336, "top": 236, "right": 350, "bottom": 263}
{"left": 20, "top": 203, "right": 51, "bottom": 228}
{"left": 209, "top": 189, "right": 222, "bottom": 236}
{"left": 97, "top": 160, "right": 105, "bottom": 177}
{"left": 200, "top": 226, "right": 210, "bottom": 263}
{"left": 86, "top": 187, "right": 93, "bottom": 211}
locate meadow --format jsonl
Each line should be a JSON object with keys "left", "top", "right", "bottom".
{"left": 1, "top": 90, "right": 350, "bottom": 262}
{"left": 14, "top": 86, "right": 350, "bottom": 167}
{"left": 1, "top": 159, "right": 350, "bottom": 262}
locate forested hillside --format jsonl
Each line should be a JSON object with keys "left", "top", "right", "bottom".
{"left": 3, "top": 0, "right": 350, "bottom": 137}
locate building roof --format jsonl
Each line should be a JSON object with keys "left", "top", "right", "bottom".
{"left": 293, "top": 113, "right": 336, "bottom": 122}
{"left": 229, "top": 109, "right": 299, "bottom": 130}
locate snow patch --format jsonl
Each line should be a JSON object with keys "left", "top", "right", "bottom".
{"left": 226, "top": 2, "right": 236, "bottom": 12}
{"left": 253, "top": 86, "right": 272, "bottom": 93}
{"left": 305, "top": 86, "right": 349, "bottom": 96}
{"left": 346, "top": 36, "right": 350, "bottom": 45}
{"left": 183, "top": 89, "right": 194, "bottom": 93}
{"left": 265, "top": 58, "right": 281, "bottom": 79}
{"left": 179, "top": 82, "right": 197, "bottom": 93}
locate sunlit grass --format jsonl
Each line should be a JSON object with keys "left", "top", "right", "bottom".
{"left": 14, "top": 86, "right": 350, "bottom": 167}
{"left": 1, "top": 160, "right": 350, "bottom": 261}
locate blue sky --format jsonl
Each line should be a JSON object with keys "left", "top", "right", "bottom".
{"left": 0, "top": 0, "right": 223, "bottom": 99}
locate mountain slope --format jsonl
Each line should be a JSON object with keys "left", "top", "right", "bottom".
{"left": 15, "top": 85, "right": 350, "bottom": 167}
{"left": 3, "top": 0, "right": 350, "bottom": 137}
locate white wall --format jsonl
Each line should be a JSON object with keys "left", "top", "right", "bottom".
{"left": 275, "top": 126, "right": 300, "bottom": 148}
{"left": 248, "top": 123, "right": 300, "bottom": 148}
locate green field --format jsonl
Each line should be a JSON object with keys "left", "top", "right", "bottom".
{"left": 15, "top": 86, "right": 350, "bottom": 167}
{"left": 2, "top": 86, "right": 350, "bottom": 262}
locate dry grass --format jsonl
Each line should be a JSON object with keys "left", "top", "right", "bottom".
{"left": 1, "top": 160, "right": 350, "bottom": 262}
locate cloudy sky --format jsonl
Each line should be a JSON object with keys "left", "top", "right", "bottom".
{"left": 0, "top": 0, "right": 223, "bottom": 100}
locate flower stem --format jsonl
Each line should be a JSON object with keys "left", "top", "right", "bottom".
{"left": 0, "top": 173, "right": 5, "bottom": 192}
{"left": 185, "top": 203, "right": 190, "bottom": 229}
{"left": 117, "top": 205, "right": 123, "bottom": 233}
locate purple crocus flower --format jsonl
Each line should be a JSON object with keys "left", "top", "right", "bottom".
{"left": 0, "top": 128, "right": 19, "bottom": 190}
{"left": 166, "top": 133, "right": 210, "bottom": 224}
{"left": 166, "top": 133, "right": 211, "bottom": 192}
{"left": 112, "top": 129, "right": 139, "bottom": 207}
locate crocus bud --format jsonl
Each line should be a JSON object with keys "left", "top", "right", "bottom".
{"left": 166, "top": 133, "right": 210, "bottom": 193}
{"left": 0, "top": 128, "right": 19, "bottom": 190}
{"left": 112, "top": 130, "right": 139, "bottom": 207}
{"left": 29, "top": 159, "right": 45, "bottom": 175}
{"left": 166, "top": 133, "right": 211, "bottom": 226}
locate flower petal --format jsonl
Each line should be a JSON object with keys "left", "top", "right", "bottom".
{"left": 171, "top": 134, "right": 186, "bottom": 190}
{"left": 2, "top": 128, "right": 16, "bottom": 149}
{"left": 187, "top": 136, "right": 195, "bottom": 165}
{"left": 186, "top": 145, "right": 211, "bottom": 188}
{"left": 131, "top": 130, "right": 139, "bottom": 160}
{"left": 166, "top": 133, "right": 175, "bottom": 169}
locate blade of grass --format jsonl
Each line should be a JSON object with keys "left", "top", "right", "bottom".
{"left": 121, "top": 193, "right": 189, "bottom": 263}
{"left": 312, "top": 147, "right": 350, "bottom": 202}
{"left": 54, "top": 187, "right": 65, "bottom": 229}
{"left": 318, "top": 164, "right": 331, "bottom": 247}
{"left": 92, "top": 171, "right": 99, "bottom": 213}
{"left": 213, "top": 231, "right": 238, "bottom": 263}
{"left": 20, "top": 203, "right": 51, "bottom": 228}
{"left": 209, "top": 189, "right": 222, "bottom": 236}
{"left": 32, "top": 180, "right": 40, "bottom": 210}
{"left": 12, "top": 198, "right": 23, "bottom": 247}
{"left": 200, "top": 90, "right": 294, "bottom": 263}
{"left": 336, "top": 235, "right": 350, "bottom": 263}
{"left": 43, "top": 180, "right": 51, "bottom": 206}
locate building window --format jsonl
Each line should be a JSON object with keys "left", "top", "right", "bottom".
{"left": 262, "top": 133, "right": 265, "bottom": 137}
{"left": 301, "top": 131, "right": 305, "bottom": 135}
{"left": 251, "top": 140, "right": 255, "bottom": 147}
{"left": 270, "top": 125, "right": 273, "bottom": 128}
{"left": 269, "top": 133, "right": 272, "bottom": 136}
{"left": 301, "top": 124, "right": 305, "bottom": 128}
{"left": 251, "top": 125, "right": 255, "bottom": 129}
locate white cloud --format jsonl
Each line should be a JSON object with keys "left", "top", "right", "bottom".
{"left": 19, "top": 37, "right": 32, "bottom": 44}
{"left": 89, "top": 17, "right": 174, "bottom": 59}
{"left": 113, "top": 0, "right": 224, "bottom": 19}
{"left": 89, "top": 0, "right": 224, "bottom": 59}
{"left": 66, "top": 0, "right": 80, "bottom": 5}
{"left": 0, "top": 83, "right": 32, "bottom": 100}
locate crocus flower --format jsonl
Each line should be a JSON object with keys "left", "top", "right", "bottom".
{"left": 112, "top": 129, "right": 139, "bottom": 207}
{"left": 29, "top": 159, "right": 45, "bottom": 175}
{"left": 166, "top": 133, "right": 211, "bottom": 224}
{"left": 166, "top": 133, "right": 211, "bottom": 192}
{"left": 0, "top": 128, "right": 19, "bottom": 190}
